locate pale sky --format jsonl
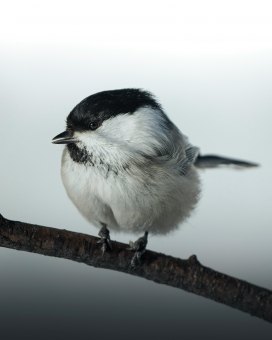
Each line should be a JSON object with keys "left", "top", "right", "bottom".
{"left": 1, "top": 0, "right": 272, "bottom": 55}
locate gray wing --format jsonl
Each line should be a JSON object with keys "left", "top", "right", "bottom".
{"left": 178, "top": 138, "right": 200, "bottom": 175}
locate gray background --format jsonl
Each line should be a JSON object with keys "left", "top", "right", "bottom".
{"left": 1, "top": 1, "right": 272, "bottom": 339}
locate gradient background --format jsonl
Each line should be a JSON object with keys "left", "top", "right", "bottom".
{"left": 1, "top": 1, "right": 272, "bottom": 339}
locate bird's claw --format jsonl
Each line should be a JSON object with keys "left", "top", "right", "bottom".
{"left": 128, "top": 231, "right": 148, "bottom": 268}
{"left": 130, "top": 249, "right": 146, "bottom": 267}
{"left": 98, "top": 223, "right": 112, "bottom": 256}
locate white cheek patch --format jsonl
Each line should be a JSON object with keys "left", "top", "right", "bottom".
{"left": 71, "top": 106, "right": 185, "bottom": 162}
{"left": 73, "top": 130, "right": 102, "bottom": 149}
{"left": 96, "top": 107, "right": 174, "bottom": 155}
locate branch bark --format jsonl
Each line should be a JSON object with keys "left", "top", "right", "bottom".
{"left": 0, "top": 214, "right": 271, "bottom": 323}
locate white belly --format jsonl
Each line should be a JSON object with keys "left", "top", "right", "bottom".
{"left": 61, "top": 148, "right": 200, "bottom": 235}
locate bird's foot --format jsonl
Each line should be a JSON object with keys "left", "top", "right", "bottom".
{"left": 127, "top": 231, "right": 148, "bottom": 267}
{"left": 97, "top": 223, "right": 112, "bottom": 256}
{"left": 130, "top": 249, "right": 146, "bottom": 267}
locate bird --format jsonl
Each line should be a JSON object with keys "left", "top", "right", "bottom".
{"left": 52, "top": 88, "right": 258, "bottom": 263}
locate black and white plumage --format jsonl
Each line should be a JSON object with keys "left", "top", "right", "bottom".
{"left": 52, "top": 89, "right": 258, "bottom": 238}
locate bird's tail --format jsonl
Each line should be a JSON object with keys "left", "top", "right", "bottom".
{"left": 194, "top": 154, "right": 259, "bottom": 169}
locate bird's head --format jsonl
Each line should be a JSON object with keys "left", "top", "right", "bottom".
{"left": 52, "top": 89, "right": 182, "bottom": 164}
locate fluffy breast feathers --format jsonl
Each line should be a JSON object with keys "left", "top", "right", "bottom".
{"left": 61, "top": 107, "right": 201, "bottom": 234}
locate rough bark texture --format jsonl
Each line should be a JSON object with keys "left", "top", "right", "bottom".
{"left": 0, "top": 214, "right": 271, "bottom": 323}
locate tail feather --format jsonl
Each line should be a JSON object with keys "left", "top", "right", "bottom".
{"left": 194, "top": 154, "right": 259, "bottom": 169}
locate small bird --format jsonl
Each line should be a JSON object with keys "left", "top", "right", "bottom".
{"left": 52, "top": 89, "right": 258, "bottom": 262}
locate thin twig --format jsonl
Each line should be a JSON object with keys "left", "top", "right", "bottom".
{"left": 0, "top": 214, "right": 271, "bottom": 323}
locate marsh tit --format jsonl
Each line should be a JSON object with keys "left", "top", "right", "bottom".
{"left": 52, "top": 89, "right": 258, "bottom": 260}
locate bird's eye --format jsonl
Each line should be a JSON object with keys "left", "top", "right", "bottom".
{"left": 89, "top": 121, "right": 99, "bottom": 130}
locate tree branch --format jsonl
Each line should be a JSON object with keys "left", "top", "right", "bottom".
{"left": 0, "top": 214, "right": 271, "bottom": 323}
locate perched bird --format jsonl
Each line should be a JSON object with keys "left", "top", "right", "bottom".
{"left": 52, "top": 89, "right": 258, "bottom": 261}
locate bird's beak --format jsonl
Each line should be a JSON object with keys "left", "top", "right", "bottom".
{"left": 52, "top": 131, "right": 76, "bottom": 144}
